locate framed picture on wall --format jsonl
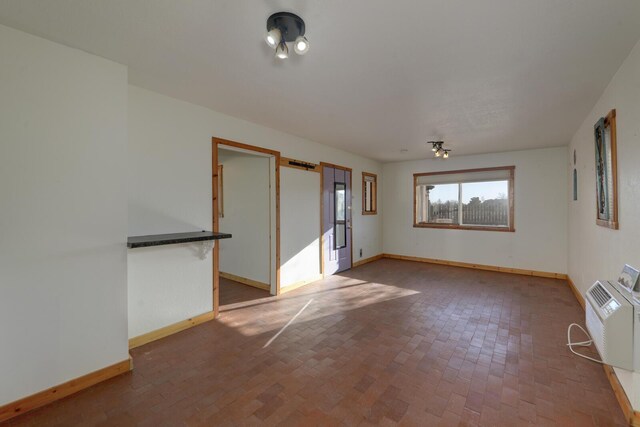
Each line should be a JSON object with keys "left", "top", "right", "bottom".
{"left": 593, "top": 109, "right": 618, "bottom": 229}
{"left": 618, "top": 264, "right": 640, "bottom": 293}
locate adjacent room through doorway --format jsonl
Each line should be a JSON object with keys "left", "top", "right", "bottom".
{"left": 216, "top": 144, "right": 277, "bottom": 307}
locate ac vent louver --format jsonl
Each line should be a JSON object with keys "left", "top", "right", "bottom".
{"left": 589, "top": 282, "right": 612, "bottom": 308}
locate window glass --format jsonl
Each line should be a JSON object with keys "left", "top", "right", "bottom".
{"left": 335, "top": 223, "right": 346, "bottom": 248}
{"left": 335, "top": 183, "right": 347, "bottom": 248}
{"left": 335, "top": 183, "right": 346, "bottom": 221}
{"left": 423, "top": 183, "right": 459, "bottom": 225}
{"left": 461, "top": 181, "right": 509, "bottom": 227}
{"left": 363, "top": 173, "right": 377, "bottom": 214}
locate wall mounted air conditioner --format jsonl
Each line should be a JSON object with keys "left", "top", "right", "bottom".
{"left": 585, "top": 280, "right": 635, "bottom": 370}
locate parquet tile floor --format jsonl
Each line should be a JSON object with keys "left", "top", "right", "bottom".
{"left": 5, "top": 259, "right": 626, "bottom": 426}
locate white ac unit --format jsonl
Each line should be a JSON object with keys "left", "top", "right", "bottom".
{"left": 585, "top": 280, "right": 634, "bottom": 370}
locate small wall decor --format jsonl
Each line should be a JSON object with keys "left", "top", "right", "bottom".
{"left": 593, "top": 109, "right": 618, "bottom": 229}
{"left": 618, "top": 264, "right": 640, "bottom": 293}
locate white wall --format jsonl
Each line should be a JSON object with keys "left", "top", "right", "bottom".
{"left": 218, "top": 149, "right": 271, "bottom": 285}
{"left": 383, "top": 147, "right": 568, "bottom": 274}
{"left": 127, "top": 85, "right": 383, "bottom": 334}
{"left": 567, "top": 39, "right": 640, "bottom": 295}
{"left": 127, "top": 87, "right": 214, "bottom": 338}
{"left": 567, "top": 40, "right": 640, "bottom": 408}
{"left": 0, "top": 24, "right": 128, "bottom": 405}
{"left": 281, "top": 167, "right": 322, "bottom": 288}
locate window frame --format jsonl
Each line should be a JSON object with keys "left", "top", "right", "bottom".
{"left": 362, "top": 172, "right": 378, "bottom": 215}
{"left": 334, "top": 182, "right": 347, "bottom": 249}
{"left": 413, "top": 166, "right": 515, "bottom": 232}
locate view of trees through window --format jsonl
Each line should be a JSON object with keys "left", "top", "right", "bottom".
{"left": 418, "top": 180, "right": 509, "bottom": 227}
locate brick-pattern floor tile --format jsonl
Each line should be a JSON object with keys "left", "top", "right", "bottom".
{"left": 5, "top": 260, "right": 628, "bottom": 426}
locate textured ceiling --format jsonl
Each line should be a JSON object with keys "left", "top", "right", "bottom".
{"left": 1, "top": 0, "right": 640, "bottom": 161}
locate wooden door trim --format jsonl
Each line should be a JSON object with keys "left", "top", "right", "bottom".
{"left": 320, "top": 165, "right": 325, "bottom": 277}
{"left": 212, "top": 141, "right": 220, "bottom": 316}
{"left": 320, "top": 161, "right": 352, "bottom": 172}
{"left": 214, "top": 137, "right": 280, "bottom": 157}
{"left": 212, "top": 137, "right": 282, "bottom": 316}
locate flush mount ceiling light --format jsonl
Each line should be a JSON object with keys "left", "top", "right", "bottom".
{"left": 265, "top": 12, "right": 309, "bottom": 59}
{"left": 429, "top": 141, "right": 452, "bottom": 159}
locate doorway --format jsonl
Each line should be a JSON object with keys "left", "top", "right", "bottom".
{"left": 212, "top": 138, "right": 280, "bottom": 316}
{"left": 321, "top": 163, "right": 352, "bottom": 275}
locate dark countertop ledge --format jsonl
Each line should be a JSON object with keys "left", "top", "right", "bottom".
{"left": 127, "top": 231, "right": 232, "bottom": 249}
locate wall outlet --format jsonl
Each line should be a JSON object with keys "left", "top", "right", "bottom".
{"left": 359, "top": 248, "right": 363, "bottom": 258}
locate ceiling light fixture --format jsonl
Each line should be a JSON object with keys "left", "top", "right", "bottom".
{"left": 429, "top": 141, "right": 452, "bottom": 159}
{"left": 265, "top": 12, "right": 309, "bottom": 59}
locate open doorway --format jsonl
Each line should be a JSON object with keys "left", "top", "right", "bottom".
{"left": 212, "top": 138, "right": 280, "bottom": 314}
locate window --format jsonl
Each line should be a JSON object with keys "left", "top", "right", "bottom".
{"left": 362, "top": 172, "right": 377, "bottom": 215}
{"left": 414, "top": 166, "right": 515, "bottom": 231}
{"left": 335, "top": 182, "right": 347, "bottom": 248}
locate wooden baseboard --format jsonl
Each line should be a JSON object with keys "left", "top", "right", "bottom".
{"left": 129, "top": 311, "right": 215, "bottom": 349}
{"left": 382, "top": 253, "right": 567, "bottom": 280}
{"left": 353, "top": 254, "right": 384, "bottom": 268}
{"left": 0, "top": 358, "right": 131, "bottom": 423}
{"left": 280, "top": 274, "right": 323, "bottom": 294}
{"left": 603, "top": 365, "right": 640, "bottom": 426}
{"left": 567, "top": 275, "right": 639, "bottom": 426}
{"left": 220, "top": 272, "right": 270, "bottom": 291}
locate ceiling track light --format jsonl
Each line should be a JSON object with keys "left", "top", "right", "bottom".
{"left": 265, "top": 12, "right": 309, "bottom": 59}
{"left": 429, "top": 141, "right": 452, "bottom": 159}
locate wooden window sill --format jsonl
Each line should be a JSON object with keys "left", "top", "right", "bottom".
{"left": 413, "top": 223, "right": 515, "bottom": 232}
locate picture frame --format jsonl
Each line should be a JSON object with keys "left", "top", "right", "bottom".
{"left": 593, "top": 109, "right": 618, "bottom": 229}
{"left": 618, "top": 264, "right": 640, "bottom": 293}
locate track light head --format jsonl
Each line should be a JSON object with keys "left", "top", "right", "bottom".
{"left": 275, "top": 40, "right": 289, "bottom": 59}
{"left": 294, "top": 36, "right": 310, "bottom": 55}
{"left": 265, "top": 28, "right": 281, "bottom": 49}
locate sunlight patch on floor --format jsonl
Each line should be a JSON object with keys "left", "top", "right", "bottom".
{"left": 263, "top": 298, "right": 313, "bottom": 348}
{"left": 217, "top": 279, "right": 420, "bottom": 338}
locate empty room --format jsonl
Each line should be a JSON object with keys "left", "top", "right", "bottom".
{"left": 1, "top": 1, "right": 640, "bottom": 426}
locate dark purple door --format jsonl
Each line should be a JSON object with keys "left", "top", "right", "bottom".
{"left": 323, "top": 165, "right": 352, "bottom": 275}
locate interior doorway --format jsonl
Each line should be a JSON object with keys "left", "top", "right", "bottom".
{"left": 321, "top": 163, "right": 353, "bottom": 275}
{"left": 212, "top": 138, "right": 280, "bottom": 315}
